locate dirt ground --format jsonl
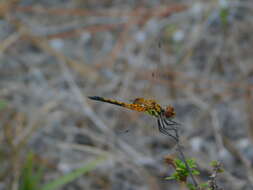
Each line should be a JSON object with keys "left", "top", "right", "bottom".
{"left": 0, "top": 0, "right": 253, "bottom": 190}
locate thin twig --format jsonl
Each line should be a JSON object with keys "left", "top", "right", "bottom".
{"left": 176, "top": 143, "right": 199, "bottom": 188}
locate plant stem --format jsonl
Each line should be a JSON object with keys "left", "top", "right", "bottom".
{"left": 176, "top": 143, "right": 199, "bottom": 188}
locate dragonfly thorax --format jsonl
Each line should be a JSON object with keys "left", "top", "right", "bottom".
{"left": 145, "top": 109, "right": 161, "bottom": 117}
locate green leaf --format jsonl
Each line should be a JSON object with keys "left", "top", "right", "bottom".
{"left": 41, "top": 156, "right": 106, "bottom": 190}
{"left": 192, "top": 170, "right": 200, "bottom": 175}
{"left": 217, "top": 168, "right": 224, "bottom": 173}
{"left": 187, "top": 183, "right": 196, "bottom": 190}
{"left": 210, "top": 160, "right": 219, "bottom": 167}
{"left": 200, "top": 182, "right": 209, "bottom": 188}
{"left": 174, "top": 159, "right": 182, "bottom": 166}
{"left": 187, "top": 159, "right": 197, "bottom": 168}
{"left": 19, "top": 152, "right": 45, "bottom": 190}
{"left": 220, "top": 7, "right": 229, "bottom": 25}
{"left": 165, "top": 158, "right": 201, "bottom": 184}
{"left": 165, "top": 176, "right": 176, "bottom": 180}
{"left": 0, "top": 100, "right": 7, "bottom": 110}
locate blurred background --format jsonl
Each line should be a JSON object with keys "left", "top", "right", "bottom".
{"left": 0, "top": 0, "right": 253, "bottom": 189}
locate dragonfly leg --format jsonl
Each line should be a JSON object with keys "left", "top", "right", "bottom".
{"left": 165, "top": 118, "right": 180, "bottom": 125}
{"left": 157, "top": 116, "right": 179, "bottom": 142}
{"left": 160, "top": 116, "right": 179, "bottom": 141}
{"left": 162, "top": 116, "right": 178, "bottom": 132}
{"left": 163, "top": 119, "right": 177, "bottom": 127}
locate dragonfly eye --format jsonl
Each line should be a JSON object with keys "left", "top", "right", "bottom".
{"left": 164, "top": 105, "right": 175, "bottom": 118}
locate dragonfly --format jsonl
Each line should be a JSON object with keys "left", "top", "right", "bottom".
{"left": 88, "top": 96, "right": 180, "bottom": 141}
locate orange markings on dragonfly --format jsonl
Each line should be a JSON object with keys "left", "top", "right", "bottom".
{"left": 88, "top": 96, "right": 179, "bottom": 141}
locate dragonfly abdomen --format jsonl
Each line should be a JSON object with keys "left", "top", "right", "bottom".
{"left": 88, "top": 96, "right": 127, "bottom": 107}
{"left": 88, "top": 96, "right": 147, "bottom": 112}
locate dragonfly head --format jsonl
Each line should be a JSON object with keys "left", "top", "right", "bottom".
{"left": 163, "top": 105, "right": 176, "bottom": 118}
